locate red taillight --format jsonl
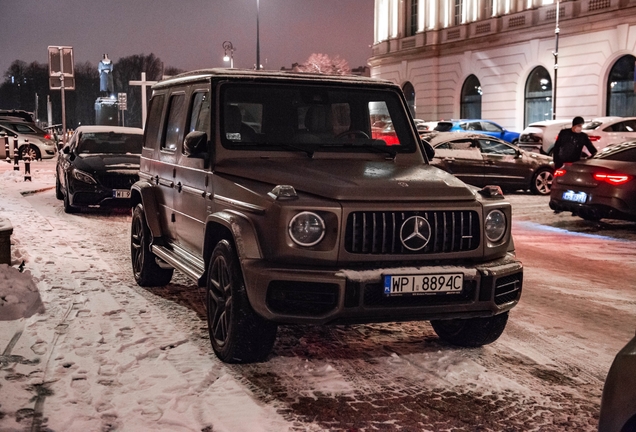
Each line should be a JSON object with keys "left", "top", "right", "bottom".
{"left": 588, "top": 135, "right": 601, "bottom": 141}
{"left": 593, "top": 173, "right": 632, "bottom": 185}
{"left": 554, "top": 168, "right": 567, "bottom": 177}
{"left": 44, "top": 133, "right": 52, "bottom": 140}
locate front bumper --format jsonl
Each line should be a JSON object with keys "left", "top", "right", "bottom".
{"left": 69, "top": 181, "right": 132, "bottom": 209}
{"left": 242, "top": 252, "right": 523, "bottom": 325}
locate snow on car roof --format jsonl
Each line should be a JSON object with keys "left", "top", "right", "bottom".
{"left": 153, "top": 68, "right": 397, "bottom": 90}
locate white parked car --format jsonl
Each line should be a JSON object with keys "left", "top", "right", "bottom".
{"left": 582, "top": 116, "right": 636, "bottom": 151}
{"left": 517, "top": 119, "right": 571, "bottom": 155}
{"left": 0, "top": 117, "right": 58, "bottom": 160}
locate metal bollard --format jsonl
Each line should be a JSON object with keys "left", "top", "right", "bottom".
{"left": 2, "top": 133, "right": 8, "bottom": 163}
{"left": 23, "top": 154, "right": 31, "bottom": 181}
{"left": 13, "top": 138, "right": 19, "bottom": 171}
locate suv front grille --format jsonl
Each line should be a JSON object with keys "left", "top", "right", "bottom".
{"left": 345, "top": 210, "right": 480, "bottom": 255}
{"left": 98, "top": 173, "right": 138, "bottom": 189}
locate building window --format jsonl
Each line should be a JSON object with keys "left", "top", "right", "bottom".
{"left": 482, "top": 0, "right": 493, "bottom": 18}
{"left": 461, "top": 75, "right": 481, "bottom": 119}
{"left": 403, "top": 82, "right": 416, "bottom": 117}
{"left": 524, "top": 66, "right": 552, "bottom": 126}
{"left": 607, "top": 55, "right": 636, "bottom": 117}
{"left": 454, "top": 0, "right": 464, "bottom": 25}
{"left": 408, "top": 0, "right": 418, "bottom": 36}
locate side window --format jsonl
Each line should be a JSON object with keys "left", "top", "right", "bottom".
{"left": 603, "top": 147, "right": 636, "bottom": 161}
{"left": 144, "top": 94, "right": 165, "bottom": 149}
{"left": 369, "top": 101, "right": 400, "bottom": 145}
{"left": 481, "top": 121, "right": 502, "bottom": 132}
{"left": 188, "top": 91, "right": 210, "bottom": 135}
{"left": 162, "top": 93, "right": 186, "bottom": 152}
{"left": 479, "top": 139, "right": 516, "bottom": 155}
{"left": 625, "top": 120, "right": 636, "bottom": 131}
{"left": 448, "top": 140, "right": 476, "bottom": 150}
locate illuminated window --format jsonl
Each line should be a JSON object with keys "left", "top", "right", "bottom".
{"left": 525, "top": 66, "right": 552, "bottom": 126}
{"left": 454, "top": 0, "right": 464, "bottom": 25}
{"left": 461, "top": 75, "right": 482, "bottom": 119}
{"left": 607, "top": 55, "right": 636, "bottom": 116}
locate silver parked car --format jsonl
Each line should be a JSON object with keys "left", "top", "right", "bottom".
{"left": 0, "top": 117, "right": 58, "bottom": 160}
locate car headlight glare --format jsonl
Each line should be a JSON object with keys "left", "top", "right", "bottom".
{"left": 484, "top": 209, "right": 506, "bottom": 243}
{"left": 289, "top": 211, "right": 325, "bottom": 247}
{"left": 72, "top": 168, "right": 97, "bottom": 184}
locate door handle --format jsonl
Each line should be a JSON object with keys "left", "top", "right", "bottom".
{"left": 176, "top": 182, "right": 182, "bottom": 192}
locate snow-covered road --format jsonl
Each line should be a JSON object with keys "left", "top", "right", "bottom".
{"left": 1, "top": 160, "right": 635, "bottom": 431}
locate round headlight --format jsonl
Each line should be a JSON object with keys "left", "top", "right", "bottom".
{"left": 484, "top": 209, "right": 506, "bottom": 243}
{"left": 289, "top": 211, "right": 325, "bottom": 247}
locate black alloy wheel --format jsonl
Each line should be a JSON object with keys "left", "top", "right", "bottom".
{"left": 130, "top": 204, "right": 173, "bottom": 287}
{"left": 206, "top": 240, "right": 277, "bottom": 363}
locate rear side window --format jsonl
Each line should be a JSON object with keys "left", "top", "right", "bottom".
{"left": 596, "top": 146, "right": 636, "bottom": 162}
{"left": 144, "top": 94, "right": 165, "bottom": 149}
{"left": 188, "top": 91, "right": 210, "bottom": 135}
{"left": 162, "top": 94, "right": 186, "bottom": 151}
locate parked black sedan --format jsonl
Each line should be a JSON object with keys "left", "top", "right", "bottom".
{"left": 56, "top": 126, "right": 143, "bottom": 213}
{"left": 549, "top": 141, "right": 636, "bottom": 221}
{"left": 423, "top": 132, "right": 555, "bottom": 195}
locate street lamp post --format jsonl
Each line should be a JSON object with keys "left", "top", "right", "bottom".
{"left": 256, "top": 0, "right": 260, "bottom": 70}
{"left": 223, "top": 41, "right": 234, "bottom": 68}
{"left": 552, "top": 0, "right": 560, "bottom": 120}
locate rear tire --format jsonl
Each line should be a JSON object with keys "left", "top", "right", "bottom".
{"left": 206, "top": 240, "right": 277, "bottom": 363}
{"left": 20, "top": 144, "right": 40, "bottom": 161}
{"left": 431, "top": 312, "right": 509, "bottom": 347}
{"left": 531, "top": 168, "right": 553, "bottom": 195}
{"left": 130, "top": 204, "right": 173, "bottom": 287}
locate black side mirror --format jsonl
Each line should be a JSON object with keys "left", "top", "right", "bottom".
{"left": 419, "top": 138, "right": 435, "bottom": 161}
{"left": 183, "top": 131, "right": 207, "bottom": 157}
{"left": 62, "top": 146, "right": 70, "bottom": 154}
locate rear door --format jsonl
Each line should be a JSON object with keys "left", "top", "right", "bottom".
{"left": 478, "top": 138, "right": 529, "bottom": 188}
{"left": 432, "top": 138, "right": 485, "bottom": 186}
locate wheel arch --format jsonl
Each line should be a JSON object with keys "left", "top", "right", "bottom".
{"left": 130, "top": 182, "right": 163, "bottom": 239}
{"left": 203, "top": 211, "right": 263, "bottom": 266}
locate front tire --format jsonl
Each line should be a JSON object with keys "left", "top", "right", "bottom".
{"left": 531, "top": 168, "right": 553, "bottom": 195}
{"left": 206, "top": 240, "right": 277, "bottom": 363}
{"left": 130, "top": 204, "right": 173, "bottom": 287}
{"left": 431, "top": 312, "right": 509, "bottom": 347}
{"left": 20, "top": 144, "right": 41, "bottom": 161}
{"left": 63, "top": 185, "right": 78, "bottom": 213}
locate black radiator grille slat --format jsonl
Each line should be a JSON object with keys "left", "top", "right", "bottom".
{"left": 98, "top": 173, "right": 138, "bottom": 189}
{"left": 345, "top": 210, "right": 480, "bottom": 255}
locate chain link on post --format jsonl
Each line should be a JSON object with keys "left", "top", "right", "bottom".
{"left": 13, "top": 138, "right": 19, "bottom": 171}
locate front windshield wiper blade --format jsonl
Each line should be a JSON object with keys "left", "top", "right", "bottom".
{"left": 268, "top": 143, "right": 314, "bottom": 158}
{"left": 321, "top": 141, "right": 397, "bottom": 160}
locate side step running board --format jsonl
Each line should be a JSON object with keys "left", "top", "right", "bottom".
{"left": 152, "top": 244, "right": 206, "bottom": 283}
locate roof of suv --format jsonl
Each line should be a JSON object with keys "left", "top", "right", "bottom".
{"left": 153, "top": 68, "right": 396, "bottom": 90}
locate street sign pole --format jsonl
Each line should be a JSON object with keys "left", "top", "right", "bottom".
{"left": 48, "top": 46, "right": 75, "bottom": 147}
{"left": 60, "top": 75, "right": 66, "bottom": 146}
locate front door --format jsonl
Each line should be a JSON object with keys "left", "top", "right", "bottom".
{"left": 477, "top": 138, "right": 529, "bottom": 189}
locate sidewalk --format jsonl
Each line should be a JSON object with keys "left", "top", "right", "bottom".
{"left": 0, "top": 159, "right": 294, "bottom": 432}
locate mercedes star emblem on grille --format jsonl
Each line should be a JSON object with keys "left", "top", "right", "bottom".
{"left": 400, "top": 216, "right": 432, "bottom": 251}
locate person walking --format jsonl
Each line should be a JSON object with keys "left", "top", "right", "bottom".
{"left": 552, "top": 116, "right": 598, "bottom": 169}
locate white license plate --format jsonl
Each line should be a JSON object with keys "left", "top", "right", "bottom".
{"left": 562, "top": 190, "right": 587, "bottom": 203}
{"left": 384, "top": 273, "right": 464, "bottom": 296}
{"left": 113, "top": 189, "right": 131, "bottom": 198}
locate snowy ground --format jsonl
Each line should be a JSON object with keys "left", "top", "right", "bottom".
{"left": 1, "top": 158, "right": 635, "bottom": 431}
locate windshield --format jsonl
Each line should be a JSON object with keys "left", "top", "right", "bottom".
{"left": 77, "top": 132, "right": 142, "bottom": 154}
{"left": 220, "top": 83, "right": 416, "bottom": 154}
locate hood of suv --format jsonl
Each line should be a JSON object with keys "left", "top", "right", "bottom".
{"left": 216, "top": 158, "right": 476, "bottom": 201}
{"left": 75, "top": 153, "right": 141, "bottom": 172}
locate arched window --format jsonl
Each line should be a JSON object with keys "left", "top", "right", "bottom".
{"left": 460, "top": 75, "right": 481, "bottom": 119}
{"left": 525, "top": 66, "right": 552, "bottom": 126}
{"left": 607, "top": 55, "right": 636, "bottom": 116}
{"left": 403, "top": 82, "right": 416, "bottom": 117}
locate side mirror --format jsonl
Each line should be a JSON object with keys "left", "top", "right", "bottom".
{"left": 183, "top": 131, "right": 207, "bottom": 157}
{"left": 62, "top": 146, "right": 70, "bottom": 154}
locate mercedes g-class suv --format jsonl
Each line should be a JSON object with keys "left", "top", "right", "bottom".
{"left": 130, "top": 69, "right": 523, "bottom": 363}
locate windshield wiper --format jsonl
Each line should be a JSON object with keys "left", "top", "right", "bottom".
{"left": 321, "top": 141, "right": 397, "bottom": 160}
{"left": 267, "top": 143, "right": 314, "bottom": 158}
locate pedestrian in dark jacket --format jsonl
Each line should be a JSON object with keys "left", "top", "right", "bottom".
{"left": 552, "top": 116, "right": 598, "bottom": 169}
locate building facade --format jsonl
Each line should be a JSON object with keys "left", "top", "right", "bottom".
{"left": 369, "top": 0, "right": 636, "bottom": 130}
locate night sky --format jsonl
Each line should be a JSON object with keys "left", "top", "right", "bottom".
{"left": 0, "top": 0, "right": 374, "bottom": 76}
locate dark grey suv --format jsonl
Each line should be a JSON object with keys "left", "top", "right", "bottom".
{"left": 130, "top": 69, "right": 523, "bottom": 363}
